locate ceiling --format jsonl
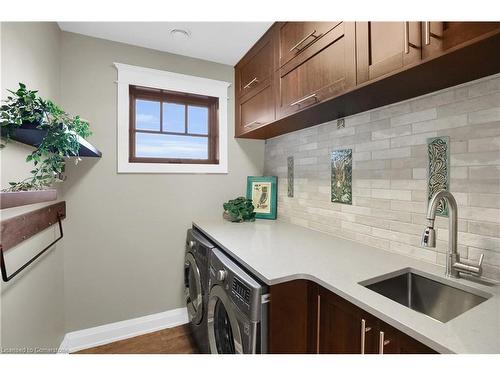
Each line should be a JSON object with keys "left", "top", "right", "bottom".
{"left": 58, "top": 22, "right": 273, "bottom": 65}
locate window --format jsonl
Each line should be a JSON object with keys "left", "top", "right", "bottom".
{"left": 115, "top": 63, "right": 229, "bottom": 174}
{"left": 129, "top": 85, "right": 219, "bottom": 164}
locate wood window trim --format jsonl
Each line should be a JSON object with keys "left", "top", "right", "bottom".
{"left": 129, "top": 85, "right": 219, "bottom": 165}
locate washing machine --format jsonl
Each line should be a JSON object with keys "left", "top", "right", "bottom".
{"left": 207, "top": 248, "right": 269, "bottom": 354}
{"left": 184, "top": 228, "right": 213, "bottom": 353}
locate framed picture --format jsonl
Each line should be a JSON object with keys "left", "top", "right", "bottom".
{"left": 246, "top": 176, "right": 277, "bottom": 220}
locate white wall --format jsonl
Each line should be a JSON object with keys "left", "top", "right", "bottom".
{"left": 59, "top": 31, "right": 265, "bottom": 332}
{"left": 1, "top": 22, "right": 65, "bottom": 352}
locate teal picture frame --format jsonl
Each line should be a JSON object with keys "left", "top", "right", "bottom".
{"left": 246, "top": 176, "right": 277, "bottom": 220}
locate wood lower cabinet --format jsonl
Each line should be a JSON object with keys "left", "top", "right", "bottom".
{"left": 277, "top": 22, "right": 356, "bottom": 118}
{"left": 269, "top": 281, "right": 437, "bottom": 354}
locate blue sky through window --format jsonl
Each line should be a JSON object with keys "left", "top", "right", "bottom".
{"left": 135, "top": 100, "right": 160, "bottom": 131}
{"left": 135, "top": 133, "right": 208, "bottom": 159}
{"left": 188, "top": 106, "right": 209, "bottom": 134}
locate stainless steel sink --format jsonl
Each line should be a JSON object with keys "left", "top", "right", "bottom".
{"left": 361, "top": 269, "right": 491, "bottom": 323}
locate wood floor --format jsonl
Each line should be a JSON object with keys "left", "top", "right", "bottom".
{"left": 75, "top": 324, "right": 199, "bottom": 354}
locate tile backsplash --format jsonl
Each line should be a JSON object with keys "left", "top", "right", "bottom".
{"left": 264, "top": 73, "right": 500, "bottom": 281}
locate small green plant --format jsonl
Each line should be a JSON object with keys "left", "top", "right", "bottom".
{"left": 0, "top": 83, "right": 92, "bottom": 191}
{"left": 223, "top": 196, "right": 256, "bottom": 222}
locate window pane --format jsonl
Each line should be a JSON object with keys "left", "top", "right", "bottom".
{"left": 163, "top": 103, "right": 185, "bottom": 133}
{"left": 135, "top": 133, "right": 208, "bottom": 159}
{"left": 135, "top": 100, "right": 160, "bottom": 131}
{"left": 188, "top": 106, "right": 209, "bottom": 135}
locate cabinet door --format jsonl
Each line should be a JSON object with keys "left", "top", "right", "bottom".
{"left": 318, "top": 288, "right": 377, "bottom": 354}
{"left": 422, "top": 22, "right": 500, "bottom": 59}
{"left": 236, "top": 83, "right": 275, "bottom": 137}
{"left": 277, "top": 22, "right": 356, "bottom": 118}
{"left": 376, "top": 322, "right": 437, "bottom": 354}
{"left": 236, "top": 32, "right": 274, "bottom": 99}
{"left": 356, "top": 22, "right": 421, "bottom": 84}
{"left": 278, "top": 22, "right": 340, "bottom": 67}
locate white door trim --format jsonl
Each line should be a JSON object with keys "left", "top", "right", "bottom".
{"left": 58, "top": 307, "right": 188, "bottom": 353}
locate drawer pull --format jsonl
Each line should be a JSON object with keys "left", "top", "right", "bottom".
{"left": 404, "top": 22, "right": 419, "bottom": 54}
{"left": 360, "top": 318, "right": 372, "bottom": 354}
{"left": 289, "top": 93, "right": 317, "bottom": 107}
{"left": 243, "top": 77, "right": 259, "bottom": 89}
{"left": 289, "top": 30, "right": 319, "bottom": 52}
{"left": 378, "top": 331, "right": 391, "bottom": 354}
{"left": 424, "top": 21, "right": 431, "bottom": 45}
{"left": 243, "top": 120, "right": 262, "bottom": 128}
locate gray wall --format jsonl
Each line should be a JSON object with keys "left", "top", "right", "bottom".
{"left": 1, "top": 22, "right": 65, "bottom": 352}
{"left": 265, "top": 74, "right": 500, "bottom": 281}
{"left": 59, "top": 31, "right": 265, "bottom": 332}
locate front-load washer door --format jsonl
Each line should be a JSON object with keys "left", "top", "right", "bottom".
{"left": 207, "top": 285, "right": 243, "bottom": 354}
{"left": 184, "top": 252, "right": 203, "bottom": 325}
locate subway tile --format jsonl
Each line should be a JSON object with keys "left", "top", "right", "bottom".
{"left": 469, "top": 136, "right": 500, "bottom": 152}
{"left": 372, "top": 147, "right": 411, "bottom": 160}
{"left": 469, "top": 166, "right": 500, "bottom": 180}
{"left": 390, "top": 132, "right": 437, "bottom": 148}
{"left": 355, "top": 139, "right": 390, "bottom": 152}
{"left": 412, "top": 114, "right": 468, "bottom": 134}
{"left": 469, "top": 193, "right": 500, "bottom": 209}
{"left": 468, "top": 75, "right": 500, "bottom": 98}
{"left": 341, "top": 221, "right": 372, "bottom": 235}
{"left": 468, "top": 221, "right": 500, "bottom": 237}
{"left": 390, "top": 108, "right": 437, "bottom": 127}
{"left": 451, "top": 151, "right": 500, "bottom": 166}
{"left": 468, "top": 107, "right": 500, "bottom": 125}
{"left": 437, "top": 91, "right": 500, "bottom": 117}
{"left": 355, "top": 119, "right": 391, "bottom": 134}
{"left": 389, "top": 242, "right": 437, "bottom": 263}
{"left": 372, "top": 125, "right": 412, "bottom": 140}
{"left": 371, "top": 189, "right": 412, "bottom": 201}
{"left": 410, "top": 90, "right": 456, "bottom": 111}
{"left": 370, "top": 102, "right": 412, "bottom": 121}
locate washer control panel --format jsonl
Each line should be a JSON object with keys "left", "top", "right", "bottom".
{"left": 232, "top": 277, "right": 251, "bottom": 305}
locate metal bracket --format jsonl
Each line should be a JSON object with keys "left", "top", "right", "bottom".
{"left": 0, "top": 213, "right": 63, "bottom": 282}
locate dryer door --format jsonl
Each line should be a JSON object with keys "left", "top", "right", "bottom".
{"left": 184, "top": 252, "right": 203, "bottom": 325}
{"left": 207, "top": 285, "right": 243, "bottom": 354}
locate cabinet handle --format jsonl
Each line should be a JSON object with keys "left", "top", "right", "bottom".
{"left": 243, "top": 120, "right": 262, "bottom": 128}
{"left": 424, "top": 21, "right": 431, "bottom": 45}
{"left": 360, "top": 318, "right": 372, "bottom": 354}
{"left": 289, "top": 93, "right": 317, "bottom": 107}
{"left": 243, "top": 77, "right": 259, "bottom": 89}
{"left": 378, "top": 331, "right": 391, "bottom": 354}
{"left": 316, "top": 294, "right": 321, "bottom": 354}
{"left": 404, "top": 22, "right": 410, "bottom": 54}
{"left": 289, "top": 30, "right": 318, "bottom": 52}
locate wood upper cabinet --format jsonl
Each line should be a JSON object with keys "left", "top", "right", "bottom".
{"left": 356, "top": 22, "right": 422, "bottom": 84}
{"left": 277, "top": 22, "right": 341, "bottom": 67}
{"left": 277, "top": 22, "right": 356, "bottom": 118}
{"left": 422, "top": 22, "right": 500, "bottom": 59}
{"left": 235, "top": 21, "right": 500, "bottom": 139}
{"left": 235, "top": 28, "right": 276, "bottom": 136}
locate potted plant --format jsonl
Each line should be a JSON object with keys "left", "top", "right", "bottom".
{"left": 223, "top": 197, "right": 256, "bottom": 222}
{"left": 0, "top": 83, "right": 92, "bottom": 198}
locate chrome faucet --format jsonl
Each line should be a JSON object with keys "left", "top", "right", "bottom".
{"left": 421, "top": 190, "right": 484, "bottom": 278}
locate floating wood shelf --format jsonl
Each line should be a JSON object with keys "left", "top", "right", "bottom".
{"left": 0, "top": 189, "right": 57, "bottom": 209}
{"left": 0, "top": 201, "right": 66, "bottom": 282}
{"left": 9, "top": 123, "right": 102, "bottom": 157}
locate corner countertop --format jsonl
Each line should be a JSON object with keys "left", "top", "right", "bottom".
{"left": 193, "top": 218, "right": 500, "bottom": 354}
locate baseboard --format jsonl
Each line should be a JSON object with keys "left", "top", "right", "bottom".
{"left": 59, "top": 307, "right": 189, "bottom": 353}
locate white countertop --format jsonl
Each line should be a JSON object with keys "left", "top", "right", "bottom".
{"left": 193, "top": 218, "right": 500, "bottom": 354}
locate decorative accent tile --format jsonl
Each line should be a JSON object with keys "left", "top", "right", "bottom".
{"left": 427, "top": 136, "right": 450, "bottom": 216}
{"left": 331, "top": 149, "right": 352, "bottom": 204}
{"left": 287, "top": 156, "right": 294, "bottom": 197}
{"left": 337, "top": 118, "right": 345, "bottom": 129}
